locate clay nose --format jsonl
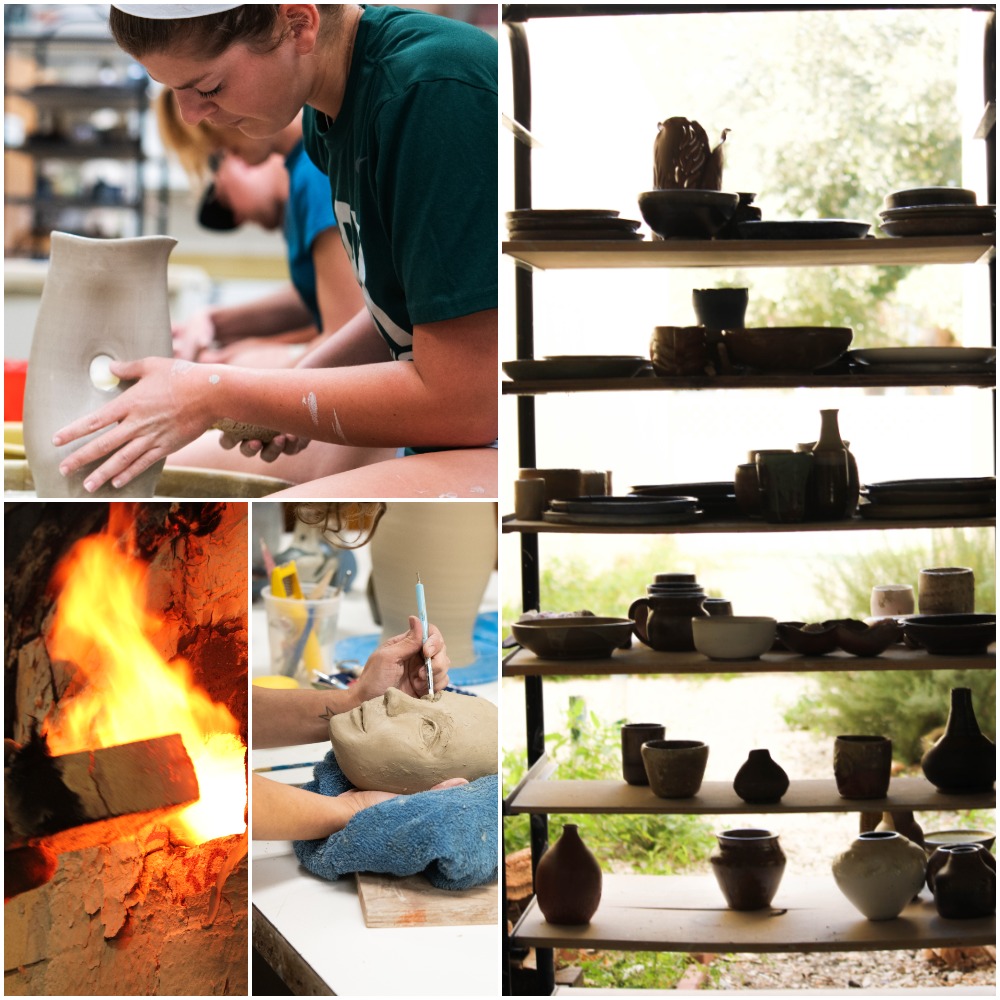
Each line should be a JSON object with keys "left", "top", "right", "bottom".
{"left": 383, "top": 687, "right": 421, "bottom": 716}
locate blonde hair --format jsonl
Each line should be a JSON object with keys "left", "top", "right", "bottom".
{"left": 155, "top": 88, "right": 230, "bottom": 182}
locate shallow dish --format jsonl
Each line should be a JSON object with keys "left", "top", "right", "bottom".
{"left": 723, "top": 326, "right": 853, "bottom": 373}
{"left": 851, "top": 347, "right": 996, "bottom": 366}
{"left": 549, "top": 495, "right": 699, "bottom": 517}
{"left": 737, "top": 219, "right": 871, "bottom": 240}
{"left": 638, "top": 189, "right": 740, "bottom": 240}
{"left": 902, "top": 613, "right": 996, "bottom": 655}
{"left": 863, "top": 476, "right": 996, "bottom": 496}
{"left": 776, "top": 621, "right": 841, "bottom": 656}
{"left": 922, "top": 829, "right": 996, "bottom": 854}
{"left": 502, "top": 356, "right": 649, "bottom": 381}
{"left": 882, "top": 187, "right": 978, "bottom": 209}
{"left": 692, "top": 615, "right": 777, "bottom": 661}
{"left": 835, "top": 618, "right": 903, "bottom": 657}
{"left": 506, "top": 208, "right": 621, "bottom": 221}
{"left": 541, "top": 508, "right": 702, "bottom": 526}
{"left": 857, "top": 500, "right": 996, "bottom": 520}
{"left": 507, "top": 226, "right": 645, "bottom": 242}
{"left": 510, "top": 616, "right": 634, "bottom": 659}
{"left": 878, "top": 205, "right": 995, "bottom": 238}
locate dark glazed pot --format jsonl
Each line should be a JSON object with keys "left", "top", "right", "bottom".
{"left": 833, "top": 735, "right": 892, "bottom": 799}
{"left": 926, "top": 842, "right": 997, "bottom": 893}
{"left": 692, "top": 287, "right": 749, "bottom": 330}
{"left": 629, "top": 593, "right": 708, "bottom": 651}
{"left": 920, "top": 687, "right": 996, "bottom": 793}
{"left": 621, "top": 722, "right": 665, "bottom": 785}
{"left": 733, "top": 749, "right": 790, "bottom": 804}
{"left": 932, "top": 845, "right": 997, "bottom": 919}
{"left": 710, "top": 828, "right": 786, "bottom": 911}
{"left": 534, "top": 823, "right": 602, "bottom": 925}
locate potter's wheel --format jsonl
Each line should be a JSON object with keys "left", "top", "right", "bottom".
{"left": 4, "top": 460, "right": 290, "bottom": 499}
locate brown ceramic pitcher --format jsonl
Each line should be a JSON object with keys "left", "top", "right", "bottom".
{"left": 628, "top": 593, "right": 708, "bottom": 651}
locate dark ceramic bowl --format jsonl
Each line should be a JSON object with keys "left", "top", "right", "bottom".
{"left": 776, "top": 621, "right": 841, "bottom": 656}
{"left": 883, "top": 187, "right": 978, "bottom": 210}
{"left": 902, "top": 613, "right": 996, "bottom": 655}
{"left": 922, "top": 829, "right": 997, "bottom": 856}
{"left": 722, "top": 327, "right": 854, "bottom": 373}
{"left": 638, "top": 190, "right": 740, "bottom": 240}
{"left": 835, "top": 618, "right": 904, "bottom": 657}
{"left": 511, "top": 616, "right": 633, "bottom": 659}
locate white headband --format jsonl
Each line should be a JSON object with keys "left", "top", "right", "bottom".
{"left": 111, "top": 4, "right": 243, "bottom": 18}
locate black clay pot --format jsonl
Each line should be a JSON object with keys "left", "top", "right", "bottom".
{"left": 932, "top": 845, "right": 997, "bottom": 919}
{"left": 710, "top": 828, "right": 786, "bottom": 911}
{"left": 534, "top": 823, "right": 602, "bottom": 925}
{"left": 733, "top": 748, "right": 790, "bottom": 804}
{"left": 920, "top": 687, "right": 996, "bottom": 793}
{"left": 927, "top": 842, "right": 997, "bottom": 893}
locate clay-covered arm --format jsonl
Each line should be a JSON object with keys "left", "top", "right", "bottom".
{"left": 52, "top": 309, "right": 497, "bottom": 492}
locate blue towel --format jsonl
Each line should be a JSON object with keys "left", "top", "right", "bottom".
{"left": 292, "top": 751, "right": 498, "bottom": 890}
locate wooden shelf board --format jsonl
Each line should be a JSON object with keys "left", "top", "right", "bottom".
{"left": 502, "top": 643, "right": 997, "bottom": 678}
{"left": 502, "top": 235, "right": 995, "bottom": 270}
{"left": 511, "top": 873, "right": 996, "bottom": 953}
{"left": 502, "top": 372, "right": 997, "bottom": 394}
{"left": 501, "top": 516, "right": 996, "bottom": 536}
{"left": 506, "top": 774, "right": 996, "bottom": 816}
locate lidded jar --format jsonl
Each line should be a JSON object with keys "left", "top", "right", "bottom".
{"left": 930, "top": 845, "right": 997, "bottom": 918}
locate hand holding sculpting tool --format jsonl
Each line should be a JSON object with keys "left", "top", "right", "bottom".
{"left": 415, "top": 572, "right": 434, "bottom": 697}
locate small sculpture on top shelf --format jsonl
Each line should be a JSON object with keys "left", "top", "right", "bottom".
{"left": 653, "top": 117, "right": 730, "bottom": 190}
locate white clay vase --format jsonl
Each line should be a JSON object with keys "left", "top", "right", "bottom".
{"left": 23, "top": 231, "right": 176, "bottom": 498}
{"left": 369, "top": 502, "right": 497, "bottom": 666}
{"left": 831, "top": 830, "right": 927, "bottom": 921}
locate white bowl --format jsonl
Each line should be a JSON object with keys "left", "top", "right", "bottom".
{"left": 692, "top": 615, "right": 777, "bottom": 661}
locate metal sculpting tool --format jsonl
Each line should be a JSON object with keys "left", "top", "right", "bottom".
{"left": 415, "top": 572, "right": 433, "bottom": 696}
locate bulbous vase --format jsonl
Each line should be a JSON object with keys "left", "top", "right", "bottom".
{"left": 710, "top": 828, "right": 786, "bottom": 910}
{"left": 24, "top": 232, "right": 176, "bottom": 498}
{"left": 832, "top": 831, "right": 926, "bottom": 920}
{"left": 534, "top": 823, "right": 602, "bottom": 925}
{"left": 732, "top": 748, "right": 790, "bottom": 805}
{"left": 920, "top": 687, "right": 995, "bottom": 793}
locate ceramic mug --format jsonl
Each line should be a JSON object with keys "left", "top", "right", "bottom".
{"left": 514, "top": 476, "right": 546, "bottom": 521}
{"left": 650, "top": 326, "right": 709, "bottom": 376}
{"left": 641, "top": 739, "right": 709, "bottom": 798}
{"left": 621, "top": 723, "right": 666, "bottom": 785}
{"left": 918, "top": 567, "right": 975, "bottom": 615}
{"left": 518, "top": 468, "right": 582, "bottom": 504}
{"left": 870, "top": 584, "right": 915, "bottom": 618}
{"left": 757, "top": 451, "right": 813, "bottom": 524}
{"left": 692, "top": 287, "right": 749, "bottom": 330}
{"left": 833, "top": 735, "right": 892, "bottom": 799}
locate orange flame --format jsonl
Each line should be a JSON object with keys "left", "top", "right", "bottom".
{"left": 41, "top": 509, "right": 245, "bottom": 845}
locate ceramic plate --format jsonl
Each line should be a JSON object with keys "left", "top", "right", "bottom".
{"left": 508, "top": 216, "right": 641, "bottom": 232}
{"left": 878, "top": 205, "right": 996, "bottom": 238}
{"left": 882, "top": 187, "right": 978, "bottom": 209}
{"left": 737, "top": 219, "right": 871, "bottom": 240}
{"left": 506, "top": 208, "right": 621, "bottom": 221}
{"left": 864, "top": 477, "right": 996, "bottom": 495}
{"left": 549, "top": 496, "right": 699, "bottom": 516}
{"left": 851, "top": 347, "right": 996, "bottom": 365}
{"left": 848, "top": 360, "right": 995, "bottom": 376}
{"left": 542, "top": 508, "right": 702, "bottom": 526}
{"left": 502, "top": 356, "right": 649, "bottom": 380}
{"left": 630, "top": 481, "right": 735, "bottom": 498}
{"left": 506, "top": 227, "right": 645, "bottom": 241}
{"left": 857, "top": 500, "right": 995, "bottom": 520}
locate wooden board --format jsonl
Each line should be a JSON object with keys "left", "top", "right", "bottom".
{"left": 355, "top": 872, "right": 498, "bottom": 928}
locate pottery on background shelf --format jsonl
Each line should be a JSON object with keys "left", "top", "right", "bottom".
{"left": 733, "top": 749, "right": 790, "bottom": 805}
{"left": 629, "top": 591, "right": 707, "bottom": 651}
{"left": 703, "top": 598, "right": 734, "bottom": 616}
{"left": 931, "top": 845, "right": 997, "bottom": 919}
{"left": 710, "top": 829, "right": 787, "bottom": 911}
{"left": 510, "top": 616, "right": 634, "bottom": 660}
{"left": 734, "top": 462, "right": 764, "bottom": 517}
{"left": 652, "top": 117, "right": 729, "bottom": 191}
{"left": 518, "top": 467, "right": 583, "bottom": 504}
{"left": 920, "top": 687, "right": 996, "bottom": 793}
{"left": 870, "top": 583, "right": 915, "bottom": 618}
{"left": 692, "top": 287, "right": 749, "bottom": 330}
{"left": 757, "top": 450, "right": 813, "bottom": 523}
{"left": 691, "top": 615, "right": 776, "bottom": 661}
{"left": 650, "top": 325, "right": 711, "bottom": 376}
{"left": 805, "top": 409, "right": 852, "bottom": 520}
{"left": 534, "top": 823, "right": 603, "bottom": 925}
{"left": 835, "top": 618, "right": 903, "bottom": 657}
{"left": 832, "top": 831, "right": 927, "bottom": 921}
{"left": 833, "top": 735, "right": 892, "bottom": 799}
{"left": 874, "top": 810, "right": 924, "bottom": 848}
{"left": 24, "top": 231, "right": 176, "bottom": 498}
{"left": 621, "top": 722, "right": 665, "bottom": 785}
{"left": 926, "top": 843, "right": 997, "bottom": 896}
{"left": 514, "top": 476, "right": 547, "bottom": 521}
{"left": 775, "top": 620, "right": 840, "bottom": 656}
{"left": 917, "top": 566, "right": 975, "bottom": 614}
{"left": 641, "top": 739, "right": 709, "bottom": 798}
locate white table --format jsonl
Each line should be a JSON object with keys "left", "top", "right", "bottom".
{"left": 251, "top": 548, "right": 499, "bottom": 996}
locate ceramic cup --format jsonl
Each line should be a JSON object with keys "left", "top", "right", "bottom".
{"left": 870, "top": 584, "right": 915, "bottom": 618}
{"left": 757, "top": 451, "right": 813, "bottom": 523}
{"left": 833, "top": 735, "right": 893, "bottom": 799}
{"left": 518, "top": 468, "right": 582, "bottom": 504}
{"left": 641, "top": 739, "right": 709, "bottom": 798}
{"left": 621, "top": 723, "right": 666, "bottom": 785}
{"left": 514, "top": 476, "right": 546, "bottom": 521}
{"left": 580, "top": 470, "right": 612, "bottom": 496}
{"left": 918, "top": 567, "right": 975, "bottom": 615}
{"left": 650, "top": 326, "right": 709, "bottom": 376}
{"left": 692, "top": 287, "right": 749, "bottom": 329}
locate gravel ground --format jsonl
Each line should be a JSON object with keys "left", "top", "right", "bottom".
{"left": 503, "top": 672, "right": 996, "bottom": 991}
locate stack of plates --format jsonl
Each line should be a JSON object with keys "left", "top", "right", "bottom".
{"left": 736, "top": 219, "right": 871, "bottom": 240}
{"left": 502, "top": 355, "right": 650, "bottom": 381}
{"left": 629, "top": 481, "right": 738, "bottom": 517}
{"left": 542, "top": 495, "right": 702, "bottom": 525}
{"left": 506, "top": 209, "right": 644, "bottom": 242}
{"left": 879, "top": 187, "right": 996, "bottom": 237}
{"left": 859, "top": 477, "right": 995, "bottom": 520}
{"left": 848, "top": 347, "right": 996, "bottom": 376}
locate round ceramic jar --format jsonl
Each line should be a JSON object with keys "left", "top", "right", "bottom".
{"left": 710, "top": 828, "right": 786, "bottom": 910}
{"left": 832, "top": 831, "right": 926, "bottom": 920}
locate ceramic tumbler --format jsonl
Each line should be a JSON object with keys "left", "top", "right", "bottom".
{"left": 692, "top": 287, "right": 749, "bottom": 329}
{"left": 918, "top": 567, "right": 975, "bottom": 615}
{"left": 641, "top": 739, "right": 709, "bottom": 798}
{"left": 833, "top": 735, "right": 892, "bottom": 799}
{"left": 650, "top": 326, "right": 709, "bottom": 376}
{"left": 514, "top": 476, "right": 546, "bottom": 521}
{"left": 870, "top": 584, "right": 915, "bottom": 618}
{"left": 621, "top": 723, "right": 666, "bottom": 785}
{"left": 518, "top": 468, "right": 582, "bottom": 504}
{"left": 757, "top": 451, "right": 813, "bottom": 523}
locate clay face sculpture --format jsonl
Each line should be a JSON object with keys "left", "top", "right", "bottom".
{"left": 23, "top": 232, "right": 176, "bottom": 498}
{"left": 329, "top": 689, "right": 497, "bottom": 794}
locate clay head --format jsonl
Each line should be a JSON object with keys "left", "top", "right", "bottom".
{"left": 329, "top": 689, "right": 497, "bottom": 794}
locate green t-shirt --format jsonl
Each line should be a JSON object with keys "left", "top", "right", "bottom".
{"left": 304, "top": 5, "right": 498, "bottom": 361}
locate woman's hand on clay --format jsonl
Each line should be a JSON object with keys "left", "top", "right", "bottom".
{"left": 218, "top": 430, "right": 311, "bottom": 462}
{"left": 52, "top": 357, "right": 217, "bottom": 493}
{"left": 351, "top": 616, "right": 450, "bottom": 705}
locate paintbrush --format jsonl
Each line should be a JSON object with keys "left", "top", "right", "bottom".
{"left": 415, "top": 572, "right": 433, "bottom": 697}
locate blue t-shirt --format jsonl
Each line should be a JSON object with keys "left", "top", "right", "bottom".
{"left": 283, "top": 140, "right": 338, "bottom": 327}
{"left": 304, "top": 5, "right": 498, "bottom": 361}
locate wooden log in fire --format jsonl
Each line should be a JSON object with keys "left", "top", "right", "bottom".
{"left": 5, "top": 732, "right": 199, "bottom": 846}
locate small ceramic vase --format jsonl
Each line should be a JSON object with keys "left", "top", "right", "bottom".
{"left": 24, "top": 232, "right": 176, "bottom": 498}
{"left": 832, "top": 831, "right": 927, "bottom": 920}
{"left": 621, "top": 723, "right": 665, "bottom": 785}
{"left": 534, "top": 823, "right": 602, "bottom": 925}
{"left": 920, "top": 687, "right": 996, "bottom": 793}
{"left": 932, "top": 845, "right": 997, "bottom": 919}
{"left": 710, "top": 828, "right": 786, "bottom": 911}
{"left": 641, "top": 739, "right": 709, "bottom": 798}
{"left": 806, "top": 409, "right": 850, "bottom": 520}
{"left": 918, "top": 567, "right": 975, "bottom": 615}
{"left": 733, "top": 749, "right": 790, "bottom": 805}
{"left": 926, "top": 842, "right": 997, "bottom": 894}
{"left": 629, "top": 593, "right": 708, "bottom": 651}
{"left": 833, "top": 735, "right": 892, "bottom": 799}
